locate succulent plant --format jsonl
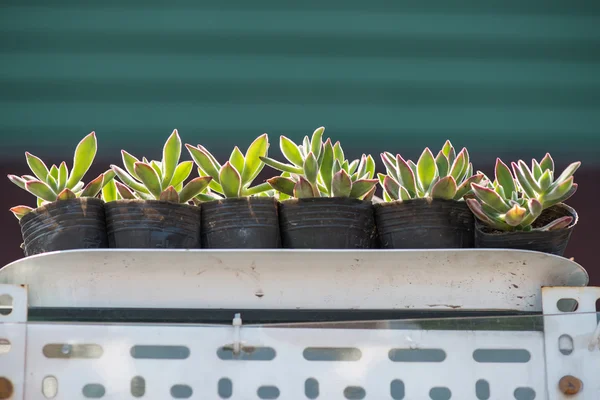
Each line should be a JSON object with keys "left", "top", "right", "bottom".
{"left": 109, "top": 130, "right": 212, "bottom": 204}
{"left": 259, "top": 127, "right": 378, "bottom": 200}
{"left": 466, "top": 154, "right": 580, "bottom": 231}
{"left": 185, "top": 134, "right": 272, "bottom": 201}
{"left": 8, "top": 132, "right": 114, "bottom": 220}
{"left": 379, "top": 140, "right": 484, "bottom": 202}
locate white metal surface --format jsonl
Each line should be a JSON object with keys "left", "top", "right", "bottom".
{"left": 0, "top": 249, "right": 589, "bottom": 311}
{"left": 0, "top": 284, "right": 27, "bottom": 400}
{"left": 542, "top": 287, "right": 600, "bottom": 400}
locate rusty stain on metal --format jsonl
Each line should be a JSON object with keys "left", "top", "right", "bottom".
{"left": 0, "top": 377, "right": 14, "bottom": 399}
{"left": 558, "top": 375, "right": 582, "bottom": 395}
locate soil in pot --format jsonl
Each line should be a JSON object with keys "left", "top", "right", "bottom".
{"left": 105, "top": 200, "right": 201, "bottom": 248}
{"left": 474, "top": 203, "right": 577, "bottom": 256}
{"left": 201, "top": 197, "right": 281, "bottom": 248}
{"left": 279, "top": 197, "right": 376, "bottom": 249}
{"left": 374, "top": 198, "right": 474, "bottom": 249}
{"left": 19, "top": 197, "right": 108, "bottom": 256}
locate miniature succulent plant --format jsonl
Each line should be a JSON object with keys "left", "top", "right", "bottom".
{"left": 8, "top": 132, "right": 113, "bottom": 219}
{"left": 379, "top": 140, "right": 484, "bottom": 202}
{"left": 109, "top": 130, "right": 212, "bottom": 204}
{"left": 260, "top": 127, "right": 378, "bottom": 200}
{"left": 185, "top": 134, "right": 272, "bottom": 201}
{"left": 466, "top": 154, "right": 579, "bottom": 231}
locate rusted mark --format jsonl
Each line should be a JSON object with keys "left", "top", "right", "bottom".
{"left": 0, "top": 377, "right": 14, "bottom": 399}
{"left": 426, "top": 304, "right": 462, "bottom": 309}
{"left": 559, "top": 375, "right": 582, "bottom": 395}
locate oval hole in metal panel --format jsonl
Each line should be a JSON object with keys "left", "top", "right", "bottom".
{"left": 0, "top": 339, "right": 10, "bottom": 355}
{"left": 344, "top": 386, "right": 366, "bottom": 399}
{"left": 44, "top": 344, "right": 103, "bottom": 359}
{"left": 42, "top": 376, "right": 58, "bottom": 399}
{"left": 305, "top": 378, "right": 319, "bottom": 399}
{"left": 130, "top": 376, "right": 145, "bottom": 398}
{"left": 130, "top": 345, "right": 189, "bottom": 359}
{"left": 0, "top": 377, "right": 14, "bottom": 400}
{"left": 514, "top": 387, "right": 536, "bottom": 400}
{"left": 391, "top": 379, "right": 405, "bottom": 399}
{"left": 82, "top": 384, "right": 105, "bottom": 398}
{"left": 0, "top": 295, "right": 13, "bottom": 316}
{"left": 217, "top": 346, "right": 275, "bottom": 361}
{"left": 303, "top": 347, "right": 361, "bottom": 361}
{"left": 218, "top": 378, "right": 232, "bottom": 399}
{"left": 257, "top": 385, "right": 280, "bottom": 399}
{"left": 389, "top": 349, "right": 446, "bottom": 362}
{"left": 473, "top": 349, "right": 530, "bottom": 363}
{"left": 558, "top": 334, "right": 574, "bottom": 356}
{"left": 170, "top": 384, "right": 193, "bottom": 399}
{"left": 475, "top": 379, "right": 490, "bottom": 400}
{"left": 429, "top": 387, "right": 451, "bottom": 400}
{"left": 556, "top": 298, "right": 578, "bottom": 312}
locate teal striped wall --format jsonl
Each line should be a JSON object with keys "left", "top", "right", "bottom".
{"left": 1, "top": 0, "right": 599, "bottom": 162}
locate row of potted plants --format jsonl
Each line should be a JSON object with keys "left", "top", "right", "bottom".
{"left": 8, "top": 128, "right": 579, "bottom": 257}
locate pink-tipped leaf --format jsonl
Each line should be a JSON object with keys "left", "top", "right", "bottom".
{"left": 159, "top": 186, "right": 180, "bottom": 203}
{"left": 10, "top": 205, "right": 33, "bottom": 220}
{"left": 538, "top": 216, "right": 574, "bottom": 232}
{"left": 471, "top": 183, "right": 510, "bottom": 213}
{"left": 7, "top": 174, "right": 26, "bottom": 190}
{"left": 349, "top": 179, "right": 378, "bottom": 199}
{"left": 229, "top": 146, "right": 245, "bottom": 173}
{"left": 294, "top": 176, "right": 315, "bottom": 198}
{"left": 267, "top": 176, "right": 296, "bottom": 197}
{"left": 25, "top": 180, "right": 57, "bottom": 202}
{"left": 179, "top": 176, "right": 212, "bottom": 203}
{"left": 431, "top": 176, "right": 457, "bottom": 200}
{"left": 539, "top": 153, "right": 554, "bottom": 174}
{"left": 115, "top": 181, "right": 136, "bottom": 199}
{"left": 454, "top": 173, "right": 484, "bottom": 200}
{"left": 320, "top": 139, "right": 335, "bottom": 194}
{"left": 331, "top": 170, "right": 352, "bottom": 197}
{"left": 494, "top": 158, "right": 516, "bottom": 197}
{"left": 504, "top": 204, "right": 527, "bottom": 227}
{"left": 25, "top": 152, "right": 49, "bottom": 182}
{"left": 57, "top": 188, "right": 77, "bottom": 200}
{"left": 161, "top": 129, "right": 181, "bottom": 187}
{"left": 417, "top": 148, "right": 437, "bottom": 192}
{"left": 80, "top": 173, "right": 104, "bottom": 197}
{"left": 186, "top": 144, "right": 221, "bottom": 182}
{"left": 219, "top": 162, "right": 242, "bottom": 198}
{"left": 134, "top": 162, "right": 162, "bottom": 198}
{"left": 396, "top": 155, "right": 417, "bottom": 197}
{"left": 383, "top": 176, "right": 400, "bottom": 200}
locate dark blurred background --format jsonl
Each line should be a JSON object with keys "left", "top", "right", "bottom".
{"left": 0, "top": 0, "right": 598, "bottom": 283}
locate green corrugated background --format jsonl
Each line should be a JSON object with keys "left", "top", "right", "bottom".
{"left": 1, "top": 0, "right": 599, "bottom": 162}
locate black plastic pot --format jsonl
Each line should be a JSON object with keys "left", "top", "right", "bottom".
{"left": 201, "top": 197, "right": 281, "bottom": 248}
{"left": 19, "top": 197, "right": 108, "bottom": 256}
{"left": 279, "top": 197, "right": 376, "bottom": 249}
{"left": 105, "top": 200, "right": 201, "bottom": 248}
{"left": 374, "top": 198, "right": 474, "bottom": 249}
{"left": 474, "top": 203, "right": 577, "bottom": 256}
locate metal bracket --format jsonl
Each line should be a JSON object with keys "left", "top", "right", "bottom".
{"left": 232, "top": 312, "right": 242, "bottom": 354}
{"left": 0, "top": 284, "right": 28, "bottom": 400}
{"left": 542, "top": 286, "right": 600, "bottom": 399}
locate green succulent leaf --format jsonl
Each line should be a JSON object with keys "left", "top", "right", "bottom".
{"left": 381, "top": 153, "right": 400, "bottom": 182}
{"left": 301, "top": 136, "right": 310, "bottom": 157}
{"left": 396, "top": 155, "right": 417, "bottom": 197}
{"left": 159, "top": 186, "right": 180, "bottom": 203}
{"left": 219, "top": 162, "right": 242, "bottom": 198}
{"left": 134, "top": 162, "right": 162, "bottom": 198}
{"left": 66, "top": 132, "right": 97, "bottom": 189}
{"left": 267, "top": 176, "right": 296, "bottom": 197}
{"left": 362, "top": 184, "right": 377, "bottom": 201}
{"left": 544, "top": 176, "right": 574, "bottom": 202}
{"left": 449, "top": 149, "right": 467, "bottom": 182}
{"left": 365, "top": 155, "right": 375, "bottom": 179}
{"left": 229, "top": 146, "right": 245, "bottom": 173}
{"left": 504, "top": 204, "right": 527, "bottom": 227}
{"left": 454, "top": 173, "right": 484, "bottom": 200}
{"left": 347, "top": 159, "right": 359, "bottom": 176}
{"left": 7, "top": 174, "right": 27, "bottom": 190}
{"left": 333, "top": 141, "right": 344, "bottom": 164}
{"left": 280, "top": 135, "right": 304, "bottom": 166}
{"left": 417, "top": 148, "right": 437, "bottom": 193}
{"left": 332, "top": 159, "right": 342, "bottom": 175}
{"left": 25, "top": 180, "right": 57, "bottom": 202}
{"left": 294, "top": 176, "right": 315, "bottom": 198}
{"left": 180, "top": 176, "right": 213, "bottom": 203}
{"left": 304, "top": 152, "right": 318, "bottom": 184}
{"left": 170, "top": 161, "right": 194, "bottom": 188}
{"left": 554, "top": 161, "right": 581, "bottom": 186}
{"left": 310, "top": 127, "right": 324, "bottom": 159}
{"left": 57, "top": 188, "right": 77, "bottom": 200}
{"left": 259, "top": 156, "right": 303, "bottom": 175}
{"left": 79, "top": 174, "right": 104, "bottom": 197}
{"left": 511, "top": 162, "right": 537, "bottom": 198}
{"left": 241, "top": 133, "right": 269, "bottom": 186}
{"left": 431, "top": 176, "right": 457, "bottom": 200}
{"left": 494, "top": 158, "right": 516, "bottom": 197}
{"left": 121, "top": 150, "right": 140, "bottom": 180}
{"left": 518, "top": 160, "right": 541, "bottom": 192}
{"left": 466, "top": 198, "right": 512, "bottom": 230}
{"left": 532, "top": 159, "right": 543, "bottom": 180}
{"left": 320, "top": 139, "right": 335, "bottom": 195}
{"left": 58, "top": 162, "right": 68, "bottom": 191}
{"left": 49, "top": 164, "right": 59, "bottom": 181}
{"left": 471, "top": 183, "right": 510, "bottom": 213}
{"left": 341, "top": 160, "right": 349, "bottom": 173}
{"left": 441, "top": 140, "right": 453, "bottom": 159}
{"left": 332, "top": 170, "right": 352, "bottom": 197}
{"left": 161, "top": 129, "right": 181, "bottom": 187}
{"left": 10, "top": 205, "right": 33, "bottom": 220}
{"left": 243, "top": 182, "right": 272, "bottom": 196}
{"left": 115, "top": 181, "right": 137, "bottom": 200}
{"left": 25, "top": 152, "right": 50, "bottom": 182}
{"left": 186, "top": 144, "right": 221, "bottom": 182}
{"left": 102, "top": 177, "right": 118, "bottom": 202}
{"left": 538, "top": 169, "right": 552, "bottom": 191}
{"left": 435, "top": 151, "right": 449, "bottom": 178}
{"left": 349, "top": 179, "right": 378, "bottom": 199}
{"left": 543, "top": 184, "right": 577, "bottom": 209}
{"left": 382, "top": 176, "right": 400, "bottom": 200}
{"left": 150, "top": 160, "right": 162, "bottom": 177}
{"left": 399, "top": 186, "right": 412, "bottom": 201}
{"left": 539, "top": 153, "right": 554, "bottom": 173}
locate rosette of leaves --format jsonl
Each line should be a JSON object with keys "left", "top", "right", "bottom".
{"left": 259, "top": 127, "right": 378, "bottom": 200}
{"left": 185, "top": 134, "right": 272, "bottom": 201}
{"left": 8, "top": 132, "right": 114, "bottom": 219}
{"left": 379, "top": 140, "right": 484, "bottom": 202}
{"left": 109, "top": 130, "right": 212, "bottom": 204}
{"left": 466, "top": 154, "right": 579, "bottom": 231}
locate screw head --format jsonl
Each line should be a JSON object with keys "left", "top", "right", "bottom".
{"left": 559, "top": 375, "right": 582, "bottom": 395}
